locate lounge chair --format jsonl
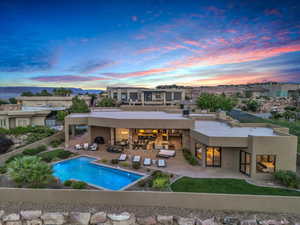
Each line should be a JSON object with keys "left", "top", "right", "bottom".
{"left": 157, "top": 150, "right": 176, "bottom": 158}
{"left": 83, "top": 143, "right": 89, "bottom": 150}
{"left": 132, "top": 155, "right": 141, "bottom": 163}
{"left": 143, "top": 158, "right": 152, "bottom": 166}
{"left": 157, "top": 159, "right": 166, "bottom": 168}
{"left": 119, "top": 154, "right": 127, "bottom": 161}
{"left": 89, "top": 143, "right": 98, "bottom": 151}
{"left": 74, "top": 144, "right": 82, "bottom": 150}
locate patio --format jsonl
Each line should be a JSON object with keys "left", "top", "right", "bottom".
{"left": 66, "top": 134, "right": 246, "bottom": 179}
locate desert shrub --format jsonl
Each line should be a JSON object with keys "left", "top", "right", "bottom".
{"left": 0, "top": 135, "right": 14, "bottom": 154}
{"left": 132, "top": 162, "right": 141, "bottom": 169}
{"left": 152, "top": 170, "right": 163, "bottom": 178}
{"left": 39, "top": 149, "right": 73, "bottom": 162}
{"left": 138, "top": 179, "right": 147, "bottom": 187}
{"left": 7, "top": 156, "right": 53, "bottom": 188}
{"left": 111, "top": 159, "right": 119, "bottom": 164}
{"left": 152, "top": 176, "right": 170, "bottom": 190}
{"left": 63, "top": 180, "right": 73, "bottom": 187}
{"left": 50, "top": 139, "right": 63, "bottom": 148}
{"left": 57, "top": 150, "right": 73, "bottom": 159}
{"left": 71, "top": 181, "right": 87, "bottom": 189}
{"left": 23, "top": 145, "right": 47, "bottom": 155}
{"left": 182, "top": 148, "right": 198, "bottom": 166}
{"left": 0, "top": 166, "right": 7, "bottom": 174}
{"left": 120, "top": 162, "right": 130, "bottom": 167}
{"left": 274, "top": 170, "right": 300, "bottom": 188}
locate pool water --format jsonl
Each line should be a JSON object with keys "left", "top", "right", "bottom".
{"left": 53, "top": 156, "right": 143, "bottom": 190}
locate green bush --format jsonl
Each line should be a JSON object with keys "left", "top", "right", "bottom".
{"left": 120, "top": 162, "right": 130, "bottom": 167}
{"left": 152, "top": 170, "right": 163, "bottom": 178}
{"left": 182, "top": 149, "right": 198, "bottom": 165}
{"left": 39, "top": 149, "right": 73, "bottom": 162}
{"left": 101, "top": 159, "right": 108, "bottom": 163}
{"left": 71, "top": 181, "right": 87, "bottom": 189}
{"left": 111, "top": 159, "right": 119, "bottom": 164}
{"left": 57, "top": 150, "right": 73, "bottom": 159}
{"left": 0, "top": 166, "right": 7, "bottom": 174}
{"left": 152, "top": 176, "right": 170, "bottom": 189}
{"left": 132, "top": 162, "right": 141, "bottom": 169}
{"left": 23, "top": 145, "right": 47, "bottom": 155}
{"left": 50, "top": 139, "right": 63, "bottom": 148}
{"left": 63, "top": 180, "right": 73, "bottom": 187}
{"left": 138, "top": 179, "right": 147, "bottom": 187}
{"left": 5, "top": 153, "right": 24, "bottom": 164}
{"left": 274, "top": 170, "right": 300, "bottom": 188}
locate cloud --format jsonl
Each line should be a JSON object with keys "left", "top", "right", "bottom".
{"left": 69, "top": 59, "right": 115, "bottom": 73}
{"left": 131, "top": 16, "right": 138, "bottom": 22}
{"left": 30, "top": 75, "right": 109, "bottom": 82}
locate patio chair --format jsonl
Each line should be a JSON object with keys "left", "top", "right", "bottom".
{"left": 83, "top": 143, "right": 89, "bottom": 150}
{"left": 143, "top": 158, "right": 152, "bottom": 166}
{"left": 157, "top": 159, "right": 167, "bottom": 168}
{"left": 74, "top": 144, "right": 82, "bottom": 150}
{"left": 89, "top": 143, "right": 98, "bottom": 151}
{"left": 132, "top": 155, "right": 141, "bottom": 163}
{"left": 119, "top": 154, "right": 127, "bottom": 161}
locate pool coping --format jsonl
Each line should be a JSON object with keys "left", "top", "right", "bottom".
{"left": 52, "top": 155, "right": 149, "bottom": 191}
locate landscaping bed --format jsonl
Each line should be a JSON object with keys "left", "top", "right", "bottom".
{"left": 171, "top": 177, "right": 300, "bottom": 196}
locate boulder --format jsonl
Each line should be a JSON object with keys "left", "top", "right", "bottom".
{"left": 21, "top": 210, "right": 42, "bottom": 220}
{"left": 2, "top": 213, "right": 20, "bottom": 222}
{"left": 239, "top": 219, "right": 257, "bottom": 225}
{"left": 25, "top": 219, "right": 43, "bottom": 225}
{"left": 223, "top": 217, "right": 239, "bottom": 225}
{"left": 136, "top": 216, "right": 157, "bottom": 225}
{"left": 107, "top": 212, "right": 135, "bottom": 225}
{"left": 69, "top": 212, "right": 91, "bottom": 225}
{"left": 176, "top": 217, "right": 196, "bottom": 225}
{"left": 41, "top": 212, "right": 66, "bottom": 225}
{"left": 157, "top": 215, "right": 173, "bottom": 225}
{"left": 90, "top": 212, "right": 107, "bottom": 224}
{"left": 196, "top": 218, "right": 218, "bottom": 225}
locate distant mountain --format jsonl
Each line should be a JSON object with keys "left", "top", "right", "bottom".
{"left": 0, "top": 86, "right": 103, "bottom": 99}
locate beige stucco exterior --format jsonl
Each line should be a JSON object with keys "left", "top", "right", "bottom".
{"left": 65, "top": 110, "right": 297, "bottom": 179}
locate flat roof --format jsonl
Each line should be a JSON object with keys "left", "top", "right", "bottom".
{"left": 69, "top": 111, "right": 189, "bottom": 120}
{"left": 194, "top": 120, "right": 277, "bottom": 137}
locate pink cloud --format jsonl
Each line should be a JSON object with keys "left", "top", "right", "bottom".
{"left": 31, "top": 75, "right": 109, "bottom": 82}
{"left": 131, "top": 16, "right": 138, "bottom": 22}
{"left": 265, "top": 9, "right": 282, "bottom": 17}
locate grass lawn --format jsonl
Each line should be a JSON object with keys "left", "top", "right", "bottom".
{"left": 171, "top": 177, "right": 300, "bottom": 196}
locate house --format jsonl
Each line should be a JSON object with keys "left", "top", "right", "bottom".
{"left": 107, "top": 87, "right": 187, "bottom": 105}
{"left": 64, "top": 110, "right": 297, "bottom": 179}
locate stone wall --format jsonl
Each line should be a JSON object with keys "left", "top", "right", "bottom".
{"left": 0, "top": 132, "right": 64, "bottom": 165}
{"left": 0, "top": 209, "right": 298, "bottom": 225}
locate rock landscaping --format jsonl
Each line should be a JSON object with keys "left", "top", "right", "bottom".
{"left": 0, "top": 209, "right": 299, "bottom": 225}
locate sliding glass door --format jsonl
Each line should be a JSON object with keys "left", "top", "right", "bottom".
{"left": 205, "top": 147, "right": 221, "bottom": 167}
{"left": 240, "top": 151, "right": 251, "bottom": 176}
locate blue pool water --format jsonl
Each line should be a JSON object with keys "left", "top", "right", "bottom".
{"left": 53, "top": 156, "right": 143, "bottom": 190}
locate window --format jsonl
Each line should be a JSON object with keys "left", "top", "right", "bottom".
{"left": 144, "top": 91, "right": 152, "bottom": 101}
{"left": 129, "top": 92, "right": 138, "bottom": 101}
{"left": 155, "top": 93, "right": 162, "bottom": 99}
{"left": 205, "top": 147, "right": 221, "bottom": 167}
{"left": 240, "top": 151, "right": 251, "bottom": 176}
{"left": 113, "top": 92, "right": 118, "bottom": 100}
{"left": 121, "top": 93, "right": 127, "bottom": 101}
{"left": 166, "top": 92, "right": 172, "bottom": 101}
{"left": 256, "top": 155, "right": 276, "bottom": 173}
{"left": 173, "top": 92, "right": 182, "bottom": 101}
{"left": 0, "top": 119, "right": 6, "bottom": 128}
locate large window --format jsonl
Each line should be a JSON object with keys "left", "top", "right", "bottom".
{"left": 113, "top": 92, "right": 118, "bottom": 100}
{"left": 166, "top": 92, "right": 172, "bottom": 101}
{"left": 129, "top": 92, "right": 138, "bottom": 101}
{"left": 240, "top": 151, "right": 251, "bottom": 176}
{"left": 205, "top": 147, "right": 221, "bottom": 167}
{"left": 144, "top": 92, "right": 153, "bottom": 101}
{"left": 121, "top": 93, "right": 127, "bottom": 101}
{"left": 0, "top": 119, "right": 6, "bottom": 128}
{"left": 173, "top": 92, "right": 182, "bottom": 101}
{"left": 256, "top": 155, "right": 276, "bottom": 173}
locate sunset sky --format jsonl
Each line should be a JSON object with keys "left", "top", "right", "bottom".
{"left": 0, "top": 0, "right": 300, "bottom": 89}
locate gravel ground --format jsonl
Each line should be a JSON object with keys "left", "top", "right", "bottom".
{"left": 0, "top": 202, "right": 300, "bottom": 221}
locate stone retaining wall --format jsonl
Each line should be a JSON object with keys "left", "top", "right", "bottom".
{"left": 0, "top": 132, "right": 64, "bottom": 165}
{"left": 0, "top": 209, "right": 298, "bottom": 225}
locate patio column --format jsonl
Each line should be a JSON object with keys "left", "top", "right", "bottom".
{"left": 110, "top": 128, "right": 115, "bottom": 145}
{"left": 87, "top": 126, "right": 92, "bottom": 144}
{"left": 129, "top": 128, "right": 133, "bottom": 150}
{"left": 70, "top": 125, "right": 75, "bottom": 138}
{"left": 65, "top": 124, "right": 69, "bottom": 148}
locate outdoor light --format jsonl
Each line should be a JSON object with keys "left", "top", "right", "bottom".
{"left": 139, "top": 129, "right": 145, "bottom": 133}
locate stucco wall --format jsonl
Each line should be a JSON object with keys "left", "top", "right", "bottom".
{"left": 0, "top": 188, "right": 299, "bottom": 214}
{"left": 221, "top": 148, "right": 240, "bottom": 170}
{"left": 89, "top": 126, "right": 111, "bottom": 145}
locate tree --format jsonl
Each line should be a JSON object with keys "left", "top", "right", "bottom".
{"left": 196, "top": 93, "right": 236, "bottom": 112}
{"left": 53, "top": 88, "right": 72, "bottom": 96}
{"left": 38, "top": 89, "right": 52, "bottom": 96}
{"left": 21, "top": 91, "right": 34, "bottom": 96}
{"left": 246, "top": 100, "right": 260, "bottom": 112}
{"left": 56, "top": 110, "right": 69, "bottom": 121}
{"left": 244, "top": 90, "right": 253, "bottom": 98}
{"left": 271, "top": 111, "right": 282, "bottom": 120}
{"left": 0, "top": 136, "right": 13, "bottom": 154}
{"left": 0, "top": 99, "right": 8, "bottom": 105}
{"left": 96, "top": 97, "right": 116, "bottom": 107}
{"left": 69, "top": 96, "right": 90, "bottom": 113}
{"left": 283, "top": 110, "right": 296, "bottom": 121}
{"left": 7, "top": 156, "right": 53, "bottom": 188}
{"left": 8, "top": 97, "right": 17, "bottom": 104}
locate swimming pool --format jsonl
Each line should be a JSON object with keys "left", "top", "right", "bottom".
{"left": 52, "top": 156, "right": 144, "bottom": 190}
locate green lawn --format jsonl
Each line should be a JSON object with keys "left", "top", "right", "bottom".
{"left": 171, "top": 177, "right": 300, "bottom": 196}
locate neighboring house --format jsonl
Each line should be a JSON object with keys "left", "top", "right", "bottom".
{"left": 0, "top": 110, "right": 50, "bottom": 129}
{"left": 107, "top": 87, "right": 187, "bottom": 105}
{"left": 16, "top": 96, "right": 92, "bottom": 108}
{"left": 65, "top": 110, "right": 297, "bottom": 180}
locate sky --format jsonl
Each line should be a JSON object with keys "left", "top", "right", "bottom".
{"left": 0, "top": 0, "right": 300, "bottom": 89}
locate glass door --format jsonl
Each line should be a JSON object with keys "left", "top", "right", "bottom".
{"left": 205, "top": 147, "right": 221, "bottom": 167}
{"left": 240, "top": 151, "right": 251, "bottom": 176}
